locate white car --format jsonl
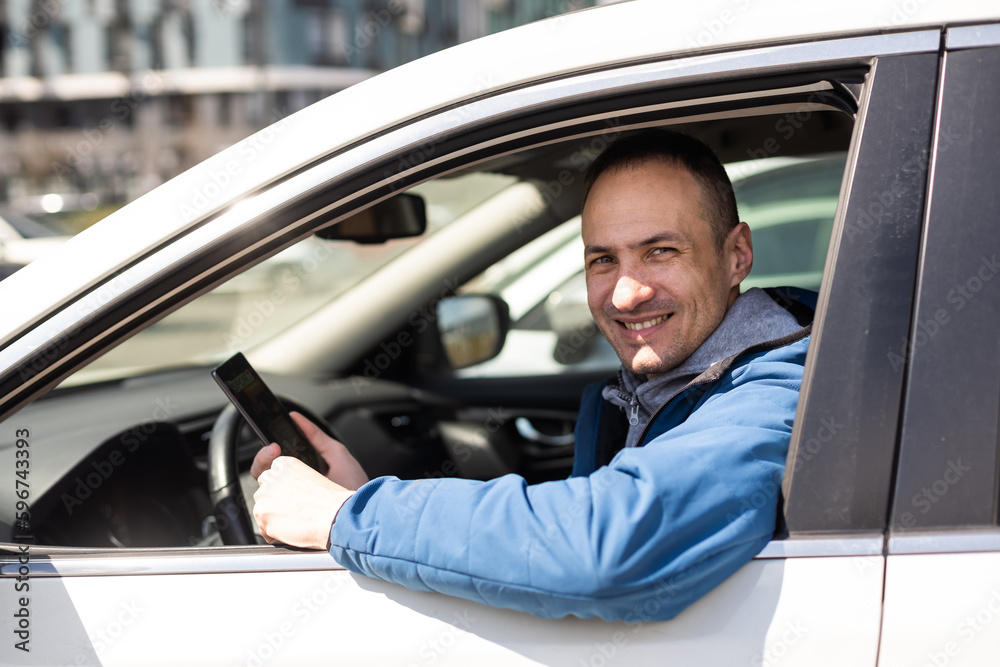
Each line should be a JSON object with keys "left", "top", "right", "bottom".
{"left": 2, "top": 1, "right": 1000, "bottom": 665}
{"left": 0, "top": 210, "right": 69, "bottom": 280}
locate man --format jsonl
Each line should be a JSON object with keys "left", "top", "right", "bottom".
{"left": 251, "top": 129, "right": 812, "bottom": 622}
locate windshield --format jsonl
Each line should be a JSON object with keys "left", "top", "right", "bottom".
{"left": 62, "top": 172, "right": 516, "bottom": 386}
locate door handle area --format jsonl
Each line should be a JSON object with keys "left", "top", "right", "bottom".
{"left": 514, "top": 417, "right": 575, "bottom": 447}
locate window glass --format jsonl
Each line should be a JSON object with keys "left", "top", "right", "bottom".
{"left": 64, "top": 172, "right": 516, "bottom": 385}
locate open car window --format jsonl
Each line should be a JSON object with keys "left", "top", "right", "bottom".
{"left": 11, "top": 100, "right": 856, "bottom": 549}
{"left": 65, "top": 172, "right": 517, "bottom": 386}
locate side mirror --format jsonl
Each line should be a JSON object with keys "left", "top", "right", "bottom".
{"left": 436, "top": 295, "right": 510, "bottom": 370}
{"left": 315, "top": 194, "right": 426, "bottom": 244}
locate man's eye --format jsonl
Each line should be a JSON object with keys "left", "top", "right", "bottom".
{"left": 651, "top": 247, "right": 676, "bottom": 256}
{"left": 589, "top": 256, "right": 614, "bottom": 267}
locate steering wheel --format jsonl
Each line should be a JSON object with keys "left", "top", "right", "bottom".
{"left": 207, "top": 398, "right": 332, "bottom": 545}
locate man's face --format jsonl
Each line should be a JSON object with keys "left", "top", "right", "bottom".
{"left": 582, "top": 159, "right": 752, "bottom": 377}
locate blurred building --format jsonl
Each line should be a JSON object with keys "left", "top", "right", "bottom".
{"left": 0, "top": 0, "right": 592, "bottom": 218}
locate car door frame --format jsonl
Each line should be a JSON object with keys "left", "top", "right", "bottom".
{"left": 877, "top": 27, "right": 1000, "bottom": 667}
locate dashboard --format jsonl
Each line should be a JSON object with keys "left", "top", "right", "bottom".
{"left": 0, "top": 366, "right": 459, "bottom": 548}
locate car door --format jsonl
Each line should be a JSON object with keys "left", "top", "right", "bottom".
{"left": 0, "top": 22, "right": 945, "bottom": 667}
{"left": 876, "top": 28, "right": 1000, "bottom": 667}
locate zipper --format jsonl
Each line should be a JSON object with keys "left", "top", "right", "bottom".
{"left": 627, "top": 393, "right": 639, "bottom": 426}
{"left": 632, "top": 325, "right": 812, "bottom": 446}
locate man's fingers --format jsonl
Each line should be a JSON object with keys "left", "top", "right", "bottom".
{"left": 287, "top": 411, "right": 369, "bottom": 490}
{"left": 290, "top": 411, "right": 322, "bottom": 438}
{"left": 250, "top": 442, "right": 281, "bottom": 480}
{"left": 252, "top": 454, "right": 352, "bottom": 550}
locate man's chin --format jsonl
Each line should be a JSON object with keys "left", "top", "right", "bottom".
{"left": 620, "top": 350, "right": 673, "bottom": 377}
{"left": 598, "top": 323, "right": 680, "bottom": 376}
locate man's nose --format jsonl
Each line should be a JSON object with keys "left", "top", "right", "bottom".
{"left": 612, "top": 275, "right": 654, "bottom": 311}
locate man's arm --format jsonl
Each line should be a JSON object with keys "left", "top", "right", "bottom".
{"left": 327, "top": 338, "right": 808, "bottom": 621}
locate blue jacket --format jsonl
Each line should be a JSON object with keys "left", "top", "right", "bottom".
{"left": 329, "top": 296, "right": 812, "bottom": 621}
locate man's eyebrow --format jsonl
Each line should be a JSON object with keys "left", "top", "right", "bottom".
{"left": 584, "top": 232, "right": 690, "bottom": 256}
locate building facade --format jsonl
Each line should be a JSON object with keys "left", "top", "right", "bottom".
{"left": 0, "top": 0, "right": 591, "bottom": 219}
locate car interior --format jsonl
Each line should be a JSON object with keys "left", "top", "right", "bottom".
{"left": 3, "top": 89, "right": 857, "bottom": 550}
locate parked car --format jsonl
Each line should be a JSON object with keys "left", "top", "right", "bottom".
{"left": 0, "top": 208, "right": 69, "bottom": 280}
{"left": 1, "top": 2, "right": 999, "bottom": 665}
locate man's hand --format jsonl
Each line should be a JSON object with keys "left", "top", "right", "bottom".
{"left": 250, "top": 412, "right": 369, "bottom": 549}
{"left": 253, "top": 456, "right": 354, "bottom": 549}
{"left": 251, "top": 412, "right": 369, "bottom": 490}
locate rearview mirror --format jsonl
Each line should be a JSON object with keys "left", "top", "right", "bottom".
{"left": 315, "top": 194, "right": 426, "bottom": 244}
{"left": 436, "top": 295, "right": 510, "bottom": 370}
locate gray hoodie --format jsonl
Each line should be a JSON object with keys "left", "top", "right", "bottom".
{"left": 602, "top": 287, "right": 803, "bottom": 448}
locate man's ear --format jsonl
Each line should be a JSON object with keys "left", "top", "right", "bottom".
{"left": 726, "top": 222, "right": 753, "bottom": 287}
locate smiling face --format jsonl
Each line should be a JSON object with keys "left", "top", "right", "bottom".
{"left": 582, "top": 159, "right": 753, "bottom": 377}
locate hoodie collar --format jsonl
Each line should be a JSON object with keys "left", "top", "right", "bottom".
{"left": 603, "top": 287, "right": 806, "bottom": 435}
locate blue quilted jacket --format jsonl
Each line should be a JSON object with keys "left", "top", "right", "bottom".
{"left": 329, "top": 294, "right": 812, "bottom": 621}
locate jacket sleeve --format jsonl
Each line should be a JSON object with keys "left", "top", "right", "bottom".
{"left": 328, "top": 338, "right": 808, "bottom": 621}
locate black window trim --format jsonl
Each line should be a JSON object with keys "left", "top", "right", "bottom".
{"left": 782, "top": 51, "right": 941, "bottom": 538}
{"left": 887, "top": 44, "right": 1000, "bottom": 545}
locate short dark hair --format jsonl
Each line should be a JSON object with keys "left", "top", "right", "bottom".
{"left": 583, "top": 129, "right": 739, "bottom": 248}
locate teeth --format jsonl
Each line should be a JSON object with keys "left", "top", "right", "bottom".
{"left": 624, "top": 315, "right": 668, "bottom": 331}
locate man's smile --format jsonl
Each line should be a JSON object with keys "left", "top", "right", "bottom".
{"left": 618, "top": 313, "right": 673, "bottom": 332}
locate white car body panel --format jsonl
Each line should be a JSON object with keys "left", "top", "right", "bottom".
{"left": 15, "top": 552, "right": 883, "bottom": 666}
{"left": 0, "top": 237, "right": 68, "bottom": 266}
{"left": 878, "top": 550, "right": 1000, "bottom": 667}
